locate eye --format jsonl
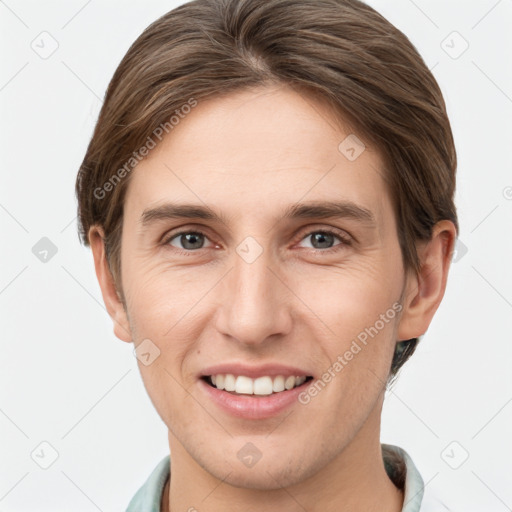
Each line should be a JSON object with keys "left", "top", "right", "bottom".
{"left": 161, "top": 227, "right": 351, "bottom": 255}
{"left": 164, "top": 230, "right": 215, "bottom": 251}
{"left": 297, "top": 229, "right": 350, "bottom": 251}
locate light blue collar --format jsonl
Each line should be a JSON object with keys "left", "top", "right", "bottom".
{"left": 126, "top": 444, "right": 434, "bottom": 511}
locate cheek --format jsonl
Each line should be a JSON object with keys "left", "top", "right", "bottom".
{"left": 122, "top": 261, "right": 204, "bottom": 373}
{"left": 292, "top": 256, "right": 402, "bottom": 332}
{"left": 288, "top": 257, "right": 403, "bottom": 386}
{"left": 124, "top": 254, "right": 211, "bottom": 328}
{"left": 124, "top": 266, "right": 204, "bottom": 425}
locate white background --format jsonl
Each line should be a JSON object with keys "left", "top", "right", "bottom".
{"left": 1, "top": 0, "right": 511, "bottom": 510}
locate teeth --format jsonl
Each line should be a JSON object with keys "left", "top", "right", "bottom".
{"left": 296, "top": 376, "right": 306, "bottom": 386}
{"left": 224, "top": 374, "right": 236, "bottom": 391}
{"left": 253, "top": 376, "right": 273, "bottom": 395}
{"left": 208, "top": 374, "right": 309, "bottom": 395}
{"left": 272, "top": 375, "right": 285, "bottom": 392}
{"left": 235, "top": 375, "right": 253, "bottom": 394}
{"left": 215, "top": 374, "right": 225, "bottom": 390}
{"left": 285, "top": 376, "right": 296, "bottom": 390}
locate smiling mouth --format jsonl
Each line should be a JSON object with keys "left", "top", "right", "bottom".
{"left": 201, "top": 374, "right": 314, "bottom": 396}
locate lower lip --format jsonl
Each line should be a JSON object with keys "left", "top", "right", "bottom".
{"left": 198, "top": 378, "right": 312, "bottom": 420}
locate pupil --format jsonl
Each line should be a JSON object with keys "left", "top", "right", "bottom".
{"left": 312, "top": 232, "right": 333, "bottom": 249}
{"left": 182, "top": 233, "right": 203, "bottom": 250}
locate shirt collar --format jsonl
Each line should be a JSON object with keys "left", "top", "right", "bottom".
{"left": 382, "top": 443, "right": 425, "bottom": 511}
{"left": 126, "top": 444, "right": 428, "bottom": 511}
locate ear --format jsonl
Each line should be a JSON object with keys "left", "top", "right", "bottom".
{"left": 397, "top": 220, "right": 457, "bottom": 341}
{"left": 88, "top": 225, "right": 132, "bottom": 343}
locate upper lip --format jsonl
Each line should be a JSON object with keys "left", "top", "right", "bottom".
{"left": 200, "top": 363, "right": 313, "bottom": 379}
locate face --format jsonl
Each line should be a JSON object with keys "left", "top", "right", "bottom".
{"left": 116, "top": 85, "right": 411, "bottom": 488}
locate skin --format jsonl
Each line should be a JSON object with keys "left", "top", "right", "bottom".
{"left": 89, "top": 84, "right": 455, "bottom": 512}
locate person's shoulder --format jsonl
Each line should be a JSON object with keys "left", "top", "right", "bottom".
{"left": 125, "top": 454, "right": 170, "bottom": 512}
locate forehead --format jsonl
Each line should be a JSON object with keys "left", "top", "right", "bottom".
{"left": 124, "top": 85, "right": 392, "bottom": 229}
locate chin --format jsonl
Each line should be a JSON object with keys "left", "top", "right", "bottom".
{"left": 199, "top": 447, "right": 318, "bottom": 491}
{"left": 222, "top": 464, "right": 304, "bottom": 491}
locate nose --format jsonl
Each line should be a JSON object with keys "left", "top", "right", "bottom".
{"left": 214, "top": 244, "right": 293, "bottom": 347}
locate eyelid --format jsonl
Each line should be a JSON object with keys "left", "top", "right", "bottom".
{"left": 293, "top": 224, "right": 353, "bottom": 246}
{"left": 160, "top": 222, "right": 214, "bottom": 241}
{"left": 161, "top": 223, "right": 353, "bottom": 253}
{"left": 161, "top": 227, "right": 216, "bottom": 249}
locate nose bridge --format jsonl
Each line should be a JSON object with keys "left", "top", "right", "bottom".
{"left": 217, "top": 243, "right": 291, "bottom": 344}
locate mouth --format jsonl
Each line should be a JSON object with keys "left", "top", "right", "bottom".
{"left": 201, "top": 374, "right": 314, "bottom": 396}
{"left": 198, "top": 365, "right": 316, "bottom": 419}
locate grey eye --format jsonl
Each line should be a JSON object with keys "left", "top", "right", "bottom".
{"left": 169, "top": 232, "right": 208, "bottom": 250}
{"left": 300, "top": 231, "right": 341, "bottom": 250}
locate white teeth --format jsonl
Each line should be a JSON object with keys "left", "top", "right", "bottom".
{"left": 272, "top": 375, "right": 285, "bottom": 392}
{"left": 224, "top": 374, "right": 236, "bottom": 391}
{"left": 296, "top": 376, "right": 306, "bottom": 386}
{"left": 208, "top": 374, "right": 309, "bottom": 395}
{"left": 215, "top": 374, "right": 225, "bottom": 390}
{"left": 284, "top": 376, "right": 296, "bottom": 390}
{"left": 253, "top": 376, "right": 273, "bottom": 395}
{"left": 235, "top": 375, "right": 253, "bottom": 394}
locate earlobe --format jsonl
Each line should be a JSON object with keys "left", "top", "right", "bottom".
{"left": 397, "top": 220, "right": 456, "bottom": 341}
{"left": 88, "top": 226, "right": 133, "bottom": 343}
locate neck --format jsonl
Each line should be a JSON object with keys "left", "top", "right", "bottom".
{"left": 163, "top": 404, "right": 403, "bottom": 512}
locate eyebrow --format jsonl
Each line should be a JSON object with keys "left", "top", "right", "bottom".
{"left": 140, "top": 200, "right": 376, "bottom": 228}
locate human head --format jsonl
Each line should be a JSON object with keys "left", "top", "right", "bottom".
{"left": 76, "top": 0, "right": 457, "bottom": 378}
{"left": 76, "top": 0, "right": 457, "bottom": 490}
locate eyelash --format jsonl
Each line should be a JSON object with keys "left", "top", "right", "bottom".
{"left": 161, "top": 227, "right": 352, "bottom": 256}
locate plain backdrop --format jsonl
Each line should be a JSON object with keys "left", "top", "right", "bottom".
{"left": 1, "top": 1, "right": 511, "bottom": 510}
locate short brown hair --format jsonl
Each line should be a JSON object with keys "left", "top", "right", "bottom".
{"left": 75, "top": 0, "right": 458, "bottom": 377}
